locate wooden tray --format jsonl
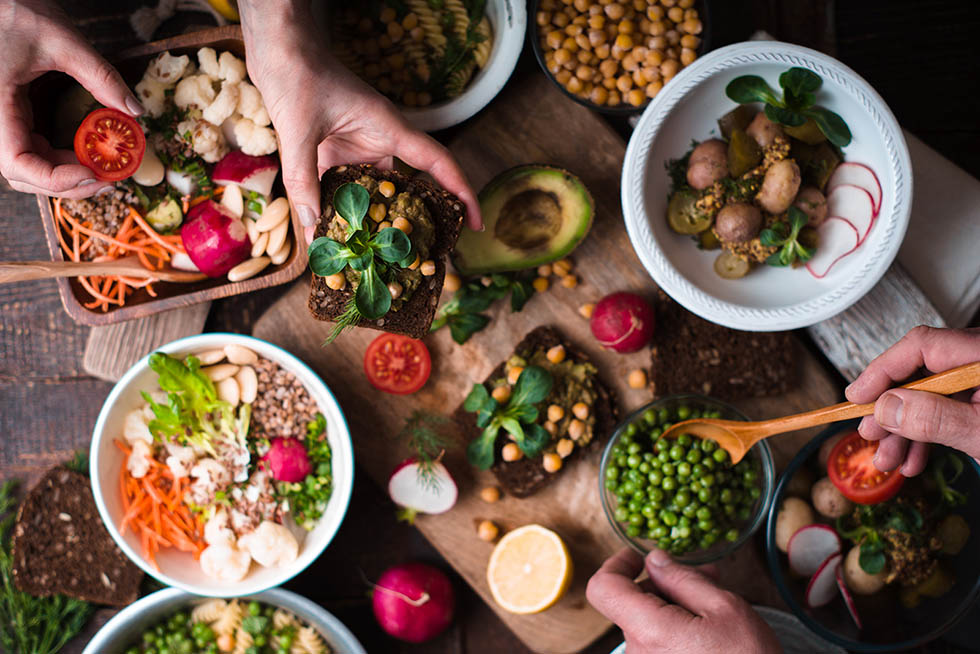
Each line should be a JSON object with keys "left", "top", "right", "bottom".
{"left": 34, "top": 26, "right": 307, "bottom": 326}
{"left": 252, "top": 72, "right": 842, "bottom": 653}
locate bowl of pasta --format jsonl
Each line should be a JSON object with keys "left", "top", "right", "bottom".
{"left": 90, "top": 333, "right": 355, "bottom": 597}
{"left": 318, "top": 0, "right": 527, "bottom": 131}
{"left": 82, "top": 587, "right": 368, "bottom": 654}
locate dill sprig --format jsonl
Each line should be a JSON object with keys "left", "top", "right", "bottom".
{"left": 325, "top": 297, "right": 364, "bottom": 344}
{"left": 397, "top": 411, "right": 451, "bottom": 492}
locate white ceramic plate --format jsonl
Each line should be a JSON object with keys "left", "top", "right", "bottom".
{"left": 82, "top": 587, "right": 367, "bottom": 654}
{"left": 89, "top": 333, "right": 354, "bottom": 597}
{"left": 622, "top": 41, "right": 912, "bottom": 331}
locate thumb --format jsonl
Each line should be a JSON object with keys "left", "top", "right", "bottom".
{"left": 644, "top": 549, "right": 736, "bottom": 616}
{"left": 53, "top": 36, "right": 143, "bottom": 117}
{"left": 276, "top": 137, "right": 321, "bottom": 242}
{"left": 875, "top": 389, "right": 980, "bottom": 458}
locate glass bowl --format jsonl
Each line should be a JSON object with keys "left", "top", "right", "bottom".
{"left": 599, "top": 394, "right": 774, "bottom": 565}
{"left": 765, "top": 422, "right": 980, "bottom": 651}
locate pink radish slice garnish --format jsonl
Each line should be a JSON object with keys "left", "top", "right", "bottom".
{"left": 836, "top": 565, "right": 863, "bottom": 629}
{"left": 388, "top": 457, "right": 458, "bottom": 523}
{"left": 828, "top": 163, "right": 882, "bottom": 216}
{"left": 827, "top": 185, "right": 875, "bottom": 243}
{"left": 788, "top": 524, "right": 841, "bottom": 577}
{"left": 806, "top": 217, "right": 860, "bottom": 279}
{"left": 806, "top": 552, "right": 842, "bottom": 608}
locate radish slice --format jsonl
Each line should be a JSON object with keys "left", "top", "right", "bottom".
{"left": 388, "top": 458, "right": 458, "bottom": 523}
{"left": 806, "top": 217, "right": 860, "bottom": 279}
{"left": 806, "top": 553, "right": 842, "bottom": 608}
{"left": 788, "top": 524, "right": 841, "bottom": 577}
{"left": 836, "top": 565, "right": 863, "bottom": 629}
{"left": 827, "top": 185, "right": 875, "bottom": 242}
{"left": 827, "top": 163, "right": 882, "bottom": 215}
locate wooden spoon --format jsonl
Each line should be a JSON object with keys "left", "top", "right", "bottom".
{"left": 661, "top": 362, "right": 980, "bottom": 463}
{"left": 0, "top": 259, "right": 206, "bottom": 284}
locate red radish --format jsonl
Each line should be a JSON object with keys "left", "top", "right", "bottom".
{"left": 827, "top": 185, "right": 875, "bottom": 242}
{"left": 212, "top": 150, "right": 279, "bottom": 198}
{"left": 590, "top": 292, "right": 656, "bottom": 353}
{"left": 827, "top": 163, "right": 882, "bottom": 215}
{"left": 806, "top": 552, "right": 842, "bottom": 608}
{"left": 260, "top": 437, "right": 312, "bottom": 482}
{"left": 170, "top": 252, "right": 199, "bottom": 272}
{"left": 221, "top": 183, "right": 244, "bottom": 218}
{"left": 836, "top": 565, "right": 863, "bottom": 629}
{"left": 372, "top": 562, "right": 455, "bottom": 643}
{"left": 787, "top": 524, "right": 841, "bottom": 576}
{"left": 180, "top": 200, "right": 252, "bottom": 277}
{"left": 805, "top": 217, "right": 860, "bottom": 279}
{"left": 388, "top": 457, "right": 458, "bottom": 523}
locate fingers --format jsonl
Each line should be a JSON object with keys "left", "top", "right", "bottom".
{"left": 7, "top": 175, "right": 112, "bottom": 199}
{"left": 870, "top": 388, "right": 980, "bottom": 459}
{"left": 873, "top": 433, "right": 909, "bottom": 472}
{"left": 277, "top": 134, "right": 322, "bottom": 239}
{"left": 846, "top": 326, "right": 980, "bottom": 404}
{"left": 52, "top": 35, "right": 142, "bottom": 116}
{"left": 394, "top": 130, "right": 483, "bottom": 231}
{"left": 586, "top": 548, "right": 670, "bottom": 630}
{"left": 857, "top": 415, "right": 889, "bottom": 442}
{"left": 643, "top": 548, "right": 735, "bottom": 616}
{"left": 901, "top": 441, "right": 930, "bottom": 477}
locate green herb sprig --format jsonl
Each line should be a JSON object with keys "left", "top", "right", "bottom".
{"left": 431, "top": 272, "right": 536, "bottom": 344}
{"left": 277, "top": 413, "right": 333, "bottom": 531}
{"left": 837, "top": 501, "right": 924, "bottom": 574}
{"left": 725, "top": 67, "right": 852, "bottom": 147}
{"left": 464, "top": 366, "right": 553, "bottom": 469}
{"left": 397, "top": 411, "right": 451, "bottom": 492}
{"left": 930, "top": 452, "right": 967, "bottom": 508}
{"left": 759, "top": 206, "right": 814, "bottom": 267}
{"left": 308, "top": 183, "right": 414, "bottom": 342}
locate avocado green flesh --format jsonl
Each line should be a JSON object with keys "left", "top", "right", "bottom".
{"left": 452, "top": 166, "right": 594, "bottom": 276}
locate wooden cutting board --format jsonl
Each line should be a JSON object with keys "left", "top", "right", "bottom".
{"left": 252, "top": 71, "right": 841, "bottom": 654}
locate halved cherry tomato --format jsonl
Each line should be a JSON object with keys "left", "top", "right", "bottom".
{"left": 73, "top": 108, "right": 145, "bottom": 182}
{"left": 364, "top": 334, "right": 431, "bottom": 395}
{"left": 826, "top": 430, "right": 905, "bottom": 504}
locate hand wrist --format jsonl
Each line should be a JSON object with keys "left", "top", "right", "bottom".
{"left": 237, "top": 0, "right": 312, "bottom": 38}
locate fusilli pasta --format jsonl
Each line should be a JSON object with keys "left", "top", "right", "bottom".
{"left": 407, "top": 0, "right": 447, "bottom": 55}
{"left": 232, "top": 626, "right": 253, "bottom": 654}
{"left": 273, "top": 608, "right": 300, "bottom": 630}
{"left": 291, "top": 625, "right": 329, "bottom": 654}
{"left": 473, "top": 17, "right": 493, "bottom": 68}
{"left": 212, "top": 599, "right": 243, "bottom": 637}
{"left": 445, "top": 0, "right": 470, "bottom": 41}
{"left": 191, "top": 598, "right": 227, "bottom": 624}
{"left": 446, "top": 59, "right": 477, "bottom": 98}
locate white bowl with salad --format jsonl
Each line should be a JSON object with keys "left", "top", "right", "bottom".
{"left": 621, "top": 41, "right": 912, "bottom": 331}
{"left": 89, "top": 333, "right": 354, "bottom": 597}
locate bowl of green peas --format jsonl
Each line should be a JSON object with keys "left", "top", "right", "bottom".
{"left": 599, "top": 394, "right": 775, "bottom": 565}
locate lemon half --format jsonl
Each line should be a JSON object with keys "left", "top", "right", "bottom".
{"left": 486, "top": 524, "right": 572, "bottom": 614}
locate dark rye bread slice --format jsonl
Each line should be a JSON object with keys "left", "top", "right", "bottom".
{"left": 453, "top": 326, "right": 618, "bottom": 498}
{"left": 650, "top": 290, "right": 800, "bottom": 400}
{"left": 308, "top": 164, "right": 466, "bottom": 339}
{"left": 11, "top": 466, "right": 142, "bottom": 606}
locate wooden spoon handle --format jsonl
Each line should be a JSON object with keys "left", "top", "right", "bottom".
{"left": 0, "top": 260, "right": 159, "bottom": 283}
{"left": 761, "top": 361, "right": 980, "bottom": 435}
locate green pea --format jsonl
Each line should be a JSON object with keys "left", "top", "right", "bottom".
{"left": 743, "top": 468, "right": 758, "bottom": 483}
{"left": 697, "top": 487, "right": 712, "bottom": 503}
{"left": 720, "top": 489, "right": 733, "bottom": 504}
{"left": 678, "top": 515, "right": 691, "bottom": 528}
{"left": 725, "top": 528, "right": 739, "bottom": 542}
{"left": 649, "top": 487, "right": 665, "bottom": 503}
{"left": 605, "top": 465, "right": 619, "bottom": 480}
{"left": 627, "top": 454, "right": 641, "bottom": 468}
{"left": 621, "top": 481, "right": 636, "bottom": 494}
{"left": 669, "top": 444, "right": 684, "bottom": 460}
{"left": 662, "top": 422, "right": 674, "bottom": 431}
{"left": 662, "top": 476, "right": 677, "bottom": 491}
{"left": 674, "top": 490, "right": 691, "bottom": 507}
{"left": 616, "top": 454, "right": 628, "bottom": 467}
{"left": 643, "top": 409, "right": 657, "bottom": 424}
{"left": 657, "top": 450, "right": 670, "bottom": 464}
{"left": 642, "top": 504, "right": 656, "bottom": 518}
{"left": 629, "top": 513, "right": 644, "bottom": 526}
{"left": 701, "top": 438, "right": 717, "bottom": 453}
{"left": 627, "top": 442, "right": 642, "bottom": 455}
{"left": 626, "top": 422, "right": 639, "bottom": 437}
{"left": 724, "top": 504, "right": 737, "bottom": 517}
{"left": 661, "top": 510, "right": 678, "bottom": 526}
{"left": 650, "top": 427, "right": 663, "bottom": 439}
{"left": 254, "top": 634, "right": 267, "bottom": 647}
{"left": 748, "top": 486, "right": 761, "bottom": 500}
{"left": 682, "top": 503, "right": 698, "bottom": 518}
{"left": 689, "top": 479, "right": 702, "bottom": 492}
{"left": 690, "top": 409, "right": 703, "bottom": 419}
{"left": 701, "top": 473, "right": 715, "bottom": 487}
{"left": 692, "top": 463, "right": 705, "bottom": 477}
{"left": 614, "top": 506, "right": 629, "bottom": 522}
{"left": 658, "top": 408, "right": 670, "bottom": 423}
{"left": 677, "top": 405, "right": 691, "bottom": 420}
{"left": 709, "top": 410, "right": 723, "bottom": 418}
{"left": 702, "top": 457, "right": 716, "bottom": 471}
{"left": 639, "top": 462, "right": 651, "bottom": 474}
{"left": 610, "top": 444, "right": 624, "bottom": 458}
{"left": 657, "top": 537, "right": 671, "bottom": 550}
{"left": 605, "top": 478, "right": 618, "bottom": 491}
{"left": 628, "top": 499, "right": 642, "bottom": 513}
{"left": 676, "top": 525, "right": 692, "bottom": 539}
{"left": 144, "top": 633, "right": 156, "bottom": 644}
{"left": 702, "top": 531, "right": 718, "bottom": 547}
{"left": 686, "top": 448, "right": 702, "bottom": 463}
{"left": 713, "top": 448, "right": 728, "bottom": 463}
{"left": 648, "top": 470, "right": 663, "bottom": 486}
{"left": 738, "top": 507, "right": 752, "bottom": 520}
{"left": 677, "top": 462, "right": 692, "bottom": 477}
{"left": 126, "top": 648, "right": 140, "bottom": 654}
{"left": 643, "top": 452, "right": 655, "bottom": 462}
{"left": 627, "top": 524, "right": 641, "bottom": 538}
{"left": 626, "top": 469, "right": 643, "bottom": 484}
{"left": 696, "top": 506, "right": 712, "bottom": 520}
{"left": 677, "top": 433, "right": 692, "bottom": 447}
{"left": 652, "top": 525, "right": 669, "bottom": 539}
{"left": 697, "top": 519, "right": 714, "bottom": 532}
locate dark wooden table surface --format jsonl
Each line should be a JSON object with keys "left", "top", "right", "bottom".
{"left": 2, "top": 1, "right": 979, "bottom": 652}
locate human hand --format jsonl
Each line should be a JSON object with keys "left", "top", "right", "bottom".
{"left": 845, "top": 326, "right": 980, "bottom": 476}
{"left": 586, "top": 548, "right": 781, "bottom": 654}
{"left": 237, "top": 1, "right": 482, "bottom": 244}
{"left": 0, "top": 0, "right": 143, "bottom": 198}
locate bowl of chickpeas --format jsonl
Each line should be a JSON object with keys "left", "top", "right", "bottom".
{"left": 599, "top": 394, "right": 775, "bottom": 565}
{"left": 531, "top": 0, "right": 709, "bottom": 113}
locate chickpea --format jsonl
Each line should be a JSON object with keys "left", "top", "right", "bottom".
{"left": 595, "top": 43, "right": 611, "bottom": 58}
{"left": 555, "top": 48, "right": 573, "bottom": 66}
{"left": 627, "top": 88, "right": 646, "bottom": 106}
{"left": 480, "top": 486, "right": 501, "bottom": 503}
{"left": 570, "top": 401, "right": 589, "bottom": 421}
{"left": 614, "top": 33, "right": 634, "bottom": 49}
{"left": 680, "top": 47, "right": 697, "bottom": 66}
{"left": 661, "top": 58, "right": 680, "bottom": 78}
{"left": 575, "top": 33, "right": 591, "bottom": 51}
{"left": 541, "top": 0, "right": 557, "bottom": 8}
{"left": 622, "top": 53, "right": 639, "bottom": 72}
{"left": 322, "top": 272, "right": 347, "bottom": 290}
{"left": 645, "top": 79, "right": 664, "bottom": 97}
{"left": 547, "top": 404, "right": 566, "bottom": 422}
{"left": 543, "top": 452, "right": 563, "bottom": 473}
{"left": 387, "top": 21, "right": 405, "bottom": 42}
{"left": 491, "top": 385, "right": 512, "bottom": 404}
{"left": 648, "top": 35, "right": 667, "bottom": 50}
{"left": 616, "top": 74, "right": 633, "bottom": 93}
{"left": 562, "top": 36, "right": 579, "bottom": 53}
{"left": 589, "top": 4, "right": 603, "bottom": 15}
{"left": 632, "top": 68, "right": 647, "bottom": 87}
{"left": 666, "top": 29, "right": 680, "bottom": 45}
{"left": 667, "top": 6, "right": 684, "bottom": 23}
{"left": 641, "top": 66, "right": 661, "bottom": 83}
{"left": 377, "top": 220, "right": 392, "bottom": 230}
{"left": 589, "top": 13, "right": 606, "bottom": 28}
{"left": 618, "top": 19, "right": 635, "bottom": 34}
{"left": 578, "top": 302, "right": 596, "bottom": 318}
{"left": 681, "top": 18, "right": 702, "bottom": 34}
{"left": 589, "top": 29, "right": 607, "bottom": 46}
{"left": 666, "top": 46, "right": 678, "bottom": 59}
{"left": 369, "top": 202, "right": 387, "bottom": 222}
{"left": 387, "top": 281, "right": 403, "bottom": 300}
{"left": 605, "top": 22, "right": 619, "bottom": 40}
{"left": 390, "top": 216, "right": 412, "bottom": 234}
{"left": 546, "top": 29, "right": 564, "bottom": 49}
{"left": 477, "top": 520, "right": 499, "bottom": 542}
{"left": 627, "top": 368, "right": 648, "bottom": 389}
{"left": 679, "top": 0, "right": 695, "bottom": 7}
{"left": 537, "top": 10, "right": 552, "bottom": 26}
{"left": 684, "top": 8, "right": 698, "bottom": 21}
{"left": 410, "top": 26, "right": 425, "bottom": 41}
{"left": 533, "top": 276, "right": 550, "bottom": 292}
{"left": 502, "top": 442, "right": 523, "bottom": 461}
{"left": 602, "top": 76, "right": 617, "bottom": 90}
{"left": 546, "top": 345, "right": 567, "bottom": 364}
{"left": 590, "top": 85, "right": 609, "bottom": 105}
{"left": 567, "top": 418, "right": 586, "bottom": 440}
{"left": 681, "top": 33, "right": 700, "bottom": 48}
{"left": 543, "top": 420, "right": 558, "bottom": 436}
{"left": 553, "top": 259, "right": 573, "bottom": 275}
{"left": 573, "top": 14, "right": 588, "bottom": 25}
{"left": 420, "top": 260, "right": 436, "bottom": 276}
{"left": 574, "top": 0, "right": 590, "bottom": 11}
{"left": 537, "top": 263, "right": 553, "bottom": 277}
{"left": 604, "top": 3, "right": 625, "bottom": 19}
{"left": 576, "top": 64, "right": 595, "bottom": 80}
{"left": 553, "top": 12, "right": 570, "bottom": 27}
{"left": 599, "top": 58, "right": 618, "bottom": 78}
{"left": 556, "top": 438, "right": 575, "bottom": 458}
{"left": 380, "top": 7, "right": 396, "bottom": 23}
{"left": 608, "top": 89, "right": 621, "bottom": 105}
{"left": 507, "top": 365, "right": 524, "bottom": 385}
{"left": 555, "top": 68, "right": 573, "bottom": 85}
{"left": 565, "top": 23, "right": 584, "bottom": 37}
{"left": 560, "top": 274, "right": 579, "bottom": 288}
{"left": 647, "top": 5, "right": 665, "bottom": 20}
{"left": 444, "top": 272, "right": 461, "bottom": 293}
{"left": 661, "top": 0, "right": 676, "bottom": 6}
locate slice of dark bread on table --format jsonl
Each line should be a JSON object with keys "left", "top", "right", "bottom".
{"left": 453, "top": 326, "right": 618, "bottom": 498}
{"left": 308, "top": 164, "right": 465, "bottom": 339}
{"left": 650, "top": 290, "right": 800, "bottom": 400}
{"left": 11, "top": 466, "right": 142, "bottom": 606}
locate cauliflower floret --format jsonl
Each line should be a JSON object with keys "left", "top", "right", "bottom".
{"left": 127, "top": 440, "right": 153, "bottom": 479}
{"left": 204, "top": 509, "right": 236, "bottom": 547}
{"left": 234, "top": 118, "right": 277, "bottom": 156}
{"left": 145, "top": 51, "right": 190, "bottom": 86}
{"left": 178, "top": 118, "right": 229, "bottom": 163}
{"left": 123, "top": 408, "right": 153, "bottom": 445}
{"left": 189, "top": 457, "right": 232, "bottom": 504}
{"left": 174, "top": 74, "right": 216, "bottom": 111}
{"left": 134, "top": 76, "right": 167, "bottom": 118}
{"left": 236, "top": 81, "right": 270, "bottom": 127}
{"left": 202, "top": 81, "right": 240, "bottom": 127}
{"left": 237, "top": 521, "right": 299, "bottom": 568}
{"left": 218, "top": 51, "right": 246, "bottom": 84}
{"left": 200, "top": 544, "right": 251, "bottom": 581}
{"left": 197, "top": 47, "right": 220, "bottom": 79}
{"left": 164, "top": 442, "right": 196, "bottom": 478}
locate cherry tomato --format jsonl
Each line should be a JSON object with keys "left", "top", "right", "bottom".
{"left": 364, "top": 334, "right": 432, "bottom": 395}
{"left": 73, "top": 108, "right": 145, "bottom": 182}
{"left": 826, "top": 430, "right": 905, "bottom": 504}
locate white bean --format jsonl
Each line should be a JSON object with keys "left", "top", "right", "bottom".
{"left": 255, "top": 197, "right": 289, "bottom": 232}
{"left": 227, "top": 256, "right": 270, "bottom": 282}
{"left": 245, "top": 217, "right": 260, "bottom": 242}
{"left": 216, "top": 376, "right": 240, "bottom": 405}
{"left": 269, "top": 238, "right": 291, "bottom": 265}
{"left": 250, "top": 231, "right": 269, "bottom": 258}
{"left": 224, "top": 344, "right": 258, "bottom": 365}
{"left": 203, "top": 363, "right": 239, "bottom": 381}
{"left": 266, "top": 218, "right": 289, "bottom": 256}
{"left": 235, "top": 365, "right": 258, "bottom": 404}
{"left": 195, "top": 348, "right": 226, "bottom": 365}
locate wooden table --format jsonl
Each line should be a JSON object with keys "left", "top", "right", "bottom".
{"left": 1, "top": 1, "right": 978, "bottom": 652}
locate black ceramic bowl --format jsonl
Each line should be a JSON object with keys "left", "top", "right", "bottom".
{"left": 765, "top": 422, "right": 980, "bottom": 651}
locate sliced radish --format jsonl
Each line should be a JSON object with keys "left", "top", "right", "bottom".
{"left": 827, "top": 185, "right": 875, "bottom": 242}
{"left": 788, "top": 524, "right": 841, "bottom": 577}
{"left": 806, "top": 553, "right": 842, "bottom": 608}
{"left": 212, "top": 150, "right": 279, "bottom": 198}
{"left": 388, "top": 457, "right": 458, "bottom": 524}
{"left": 827, "top": 163, "right": 882, "bottom": 216}
{"left": 221, "top": 183, "right": 244, "bottom": 218}
{"left": 836, "top": 565, "right": 863, "bottom": 629}
{"left": 170, "top": 251, "right": 199, "bottom": 272}
{"left": 806, "top": 217, "right": 860, "bottom": 279}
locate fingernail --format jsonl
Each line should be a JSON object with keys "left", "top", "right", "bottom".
{"left": 298, "top": 205, "right": 317, "bottom": 227}
{"left": 76, "top": 178, "right": 97, "bottom": 187}
{"left": 125, "top": 95, "right": 145, "bottom": 116}
{"left": 878, "top": 393, "right": 903, "bottom": 429}
{"left": 95, "top": 185, "right": 114, "bottom": 196}
{"left": 647, "top": 548, "right": 671, "bottom": 567}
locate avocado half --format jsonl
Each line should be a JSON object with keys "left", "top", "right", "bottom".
{"left": 452, "top": 165, "right": 594, "bottom": 276}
